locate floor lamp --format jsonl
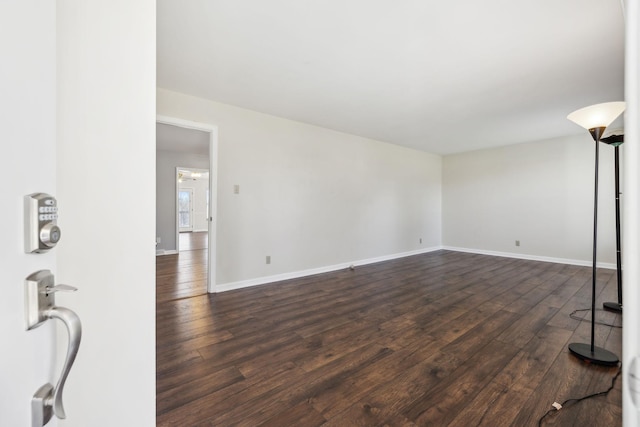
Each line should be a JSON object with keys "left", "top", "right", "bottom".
{"left": 566, "top": 101, "right": 625, "bottom": 366}
{"left": 601, "top": 132, "right": 624, "bottom": 313}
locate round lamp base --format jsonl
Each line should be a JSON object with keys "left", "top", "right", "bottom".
{"left": 603, "top": 302, "right": 622, "bottom": 313}
{"left": 568, "top": 343, "right": 619, "bottom": 366}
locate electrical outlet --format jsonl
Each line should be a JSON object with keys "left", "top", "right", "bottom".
{"left": 266, "top": 255, "right": 271, "bottom": 264}
{"left": 419, "top": 238, "right": 422, "bottom": 244}
{"left": 156, "top": 236, "right": 161, "bottom": 244}
{"left": 515, "top": 240, "right": 520, "bottom": 247}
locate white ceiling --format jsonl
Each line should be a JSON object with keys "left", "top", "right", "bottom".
{"left": 156, "top": 122, "right": 210, "bottom": 155}
{"left": 157, "top": 1, "right": 625, "bottom": 155}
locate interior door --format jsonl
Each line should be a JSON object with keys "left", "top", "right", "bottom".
{"left": 0, "top": 2, "right": 59, "bottom": 425}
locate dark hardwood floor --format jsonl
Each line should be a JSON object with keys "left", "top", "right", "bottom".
{"left": 180, "top": 231, "right": 208, "bottom": 252}
{"left": 157, "top": 232, "right": 208, "bottom": 303}
{"left": 156, "top": 250, "right": 622, "bottom": 426}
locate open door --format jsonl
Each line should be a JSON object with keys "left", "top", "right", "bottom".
{"left": 623, "top": 1, "right": 640, "bottom": 425}
{"left": 0, "top": 2, "right": 157, "bottom": 427}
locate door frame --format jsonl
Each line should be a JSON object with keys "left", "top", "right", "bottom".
{"left": 157, "top": 115, "right": 219, "bottom": 293}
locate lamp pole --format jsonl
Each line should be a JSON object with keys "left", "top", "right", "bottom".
{"left": 602, "top": 134, "right": 624, "bottom": 313}
{"left": 589, "top": 126, "right": 602, "bottom": 354}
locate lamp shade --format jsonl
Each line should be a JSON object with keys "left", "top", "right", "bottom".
{"left": 567, "top": 101, "right": 626, "bottom": 130}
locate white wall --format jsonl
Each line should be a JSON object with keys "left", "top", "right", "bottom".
{"left": 157, "top": 88, "right": 442, "bottom": 287}
{"left": 0, "top": 2, "right": 57, "bottom": 425}
{"left": 57, "top": 1, "right": 156, "bottom": 426}
{"left": 443, "top": 134, "right": 618, "bottom": 266}
{"left": 157, "top": 151, "right": 209, "bottom": 251}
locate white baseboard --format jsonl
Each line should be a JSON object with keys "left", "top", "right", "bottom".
{"left": 156, "top": 249, "right": 178, "bottom": 256}
{"left": 211, "top": 245, "right": 616, "bottom": 293}
{"left": 442, "top": 246, "right": 616, "bottom": 270}
{"left": 215, "top": 246, "right": 442, "bottom": 293}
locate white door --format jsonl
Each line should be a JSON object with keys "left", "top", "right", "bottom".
{"left": 623, "top": 1, "right": 640, "bottom": 425}
{"left": 0, "top": 2, "right": 59, "bottom": 425}
{"left": 2, "top": 2, "right": 156, "bottom": 427}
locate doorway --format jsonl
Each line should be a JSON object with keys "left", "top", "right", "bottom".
{"left": 178, "top": 187, "right": 194, "bottom": 232}
{"left": 177, "top": 167, "right": 209, "bottom": 238}
{"left": 156, "top": 116, "right": 218, "bottom": 293}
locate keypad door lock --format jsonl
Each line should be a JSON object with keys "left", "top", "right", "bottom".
{"left": 25, "top": 193, "right": 61, "bottom": 253}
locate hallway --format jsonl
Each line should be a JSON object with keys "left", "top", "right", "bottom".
{"left": 157, "top": 232, "right": 208, "bottom": 303}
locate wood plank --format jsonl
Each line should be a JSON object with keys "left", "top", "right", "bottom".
{"left": 401, "top": 340, "right": 521, "bottom": 425}
{"left": 447, "top": 325, "right": 573, "bottom": 426}
{"left": 257, "top": 401, "right": 326, "bottom": 427}
{"left": 156, "top": 365, "right": 244, "bottom": 415}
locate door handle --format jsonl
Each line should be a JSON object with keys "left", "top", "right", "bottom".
{"left": 46, "top": 305, "right": 81, "bottom": 418}
{"left": 25, "top": 270, "right": 82, "bottom": 427}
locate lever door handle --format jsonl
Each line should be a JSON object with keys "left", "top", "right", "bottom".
{"left": 45, "top": 305, "right": 82, "bottom": 418}
{"left": 25, "top": 270, "right": 82, "bottom": 427}
{"left": 47, "top": 284, "right": 78, "bottom": 293}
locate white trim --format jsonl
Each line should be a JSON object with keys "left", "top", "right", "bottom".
{"left": 215, "top": 246, "right": 442, "bottom": 293}
{"left": 442, "top": 246, "right": 616, "bottom": 270}
{"left": 214, "top": 244, "right": 616, "bottom": 293}
{"left": 157, "top": 115, "right": 219, "bottom": 293}
{"left": 156, "top": 250, "right": 179, "bottom": 256}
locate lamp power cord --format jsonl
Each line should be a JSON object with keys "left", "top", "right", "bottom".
{"left": 569, "top": 308, "right": 622, "bottom": 328}
{"left": 537, "top": 365, "right": 622, "bottom": 426}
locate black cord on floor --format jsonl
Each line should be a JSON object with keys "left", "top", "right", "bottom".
{"left": 537, "top": 365, "right": 622, "bottom": 427}
{"left": 569, "top": 308, "right": 622, "bottom": 328}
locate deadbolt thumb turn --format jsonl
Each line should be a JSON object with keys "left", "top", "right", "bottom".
{"left": 25, "top": 270, "right": 82, "bottom": 427}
